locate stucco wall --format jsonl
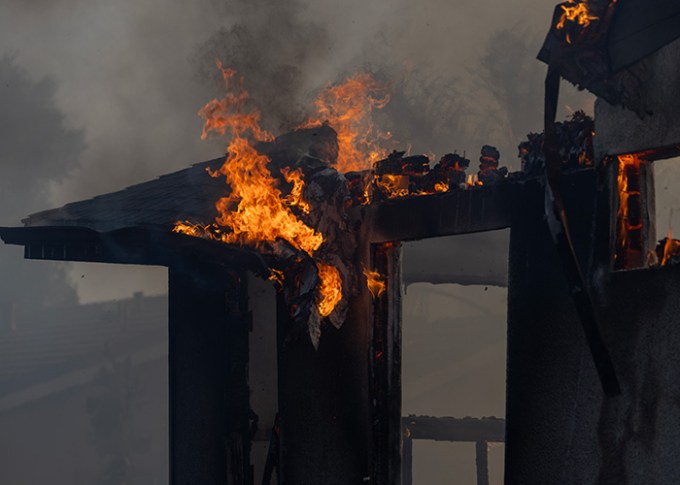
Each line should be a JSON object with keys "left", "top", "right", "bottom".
{"left": 595, "top": 37, "right": 680, "bottom": 159}
{"left": 506, "top": 171, "right": 680, "bottom": 484}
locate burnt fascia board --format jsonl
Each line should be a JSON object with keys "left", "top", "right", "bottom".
{"left": 355, "top": 183, "right": 516, "bottom": 244}
{"left": 0, "top": 226, "right": 268, "bottom": 275}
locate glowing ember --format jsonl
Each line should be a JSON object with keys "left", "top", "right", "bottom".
{"left": 363, "top": 268, "right": 386, "bottom": 299}
{"left": 556, "top": 0, "right": 599, "bottom": 31}
{"left": 301, "top": 73, "right": 392, "bottom": 173}
{"left": 174, "top": 62, "right": 342, "bottom": 318}
{"left": 434, "top": 182, "right": 449, "bottom": 193}
{"left": 317, "top": 263, "right": 343, "bottom": 317}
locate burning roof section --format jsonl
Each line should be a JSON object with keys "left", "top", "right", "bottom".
{"left": 538, "top": 0, "right": 680, "bottom": 116}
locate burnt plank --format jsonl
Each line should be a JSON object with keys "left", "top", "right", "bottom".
{"left": 358, "top": 184, "right": 516, "bottom": 244}
{"left": 402, "top": 416, "right": 505, "bottom": 443}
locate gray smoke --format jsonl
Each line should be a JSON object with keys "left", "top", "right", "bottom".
{"left": 0, "top": 56, "right": 80, "bottom": 310}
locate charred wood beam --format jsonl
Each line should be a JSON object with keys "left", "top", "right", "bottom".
{"left": 0, "top": 226, "right": 268, "bottom": 275}
{"left": 355, "top": 184, "right": 516, "bottom": 244}
{"left": 402, "top": 416, "right": 505, "bottom": 443}
{"left": 371, "top": 243, "right": 403, "bottom": 485}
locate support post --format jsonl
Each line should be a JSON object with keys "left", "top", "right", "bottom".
{"left": 476, "top": 441, "right": 489, "bottom": 485}
{"left": 371, "top": 242, "right": 403, "bottom": 485}
{"left": 276, "top": 291, "right": 370, "bottom": 484}
{"left": 402, "top": 435, "right": 413, "bottom": 485}
{"left": 168, "top": 265, "right": 252, "bottom": 485}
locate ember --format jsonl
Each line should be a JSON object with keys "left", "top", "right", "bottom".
{"left": 370, "top": 149, "right": 497, "bottom": 203}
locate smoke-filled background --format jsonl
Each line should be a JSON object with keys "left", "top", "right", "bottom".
{"left": 0, "top": 0, "right": 598, "bottom": 301}
{"left": 0, "top": 0, "right": 608, "bottom": 483}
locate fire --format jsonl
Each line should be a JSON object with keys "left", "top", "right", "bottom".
{"left": 434, "top": 182, "right": 449, "bottom": 193}
{"left": 556, "top": 0, "right": 599, "bottom": 31}
{"left": 174, "top": 62, "right": 342, "bottom": 318}
{"left": 615, "top": 154, "right": 643, "bottom": 269}
{"left": 317, "top": 263, "right": 343, "bottom": 317}
{"left": 281, "top": 167, "right": 311, "bottom": 215}
{"left": 375, "top": 174, "right": 409, "bottom": 199}
{"left": 211, "top": 135, "right": 324, "bottom": 256}
{"left": 301, "top": 73, "right": 391, "bottom": 173}
{"left": 466, "top": 174, "right": 483, "bottom": 188}
{"left": 661, "top": 228, "right": 680, "bottom": 267}
{"left": 363, "top": 268, "right": 386, "bottom": 299}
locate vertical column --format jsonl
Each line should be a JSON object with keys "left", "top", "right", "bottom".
{"left": 475, "top": 441, "right": 489, "bottom": 485}
{"left": 276, "top": 290, "right": 371, "bottom": 484}
{"left": 401, "top": 432, "right": 413, "bottom": 485}
{"left": 168, "top": 264, "right": 251, "bottom": 485}
{"left": 371, "top": 242, "right": 403, "bottom": 485}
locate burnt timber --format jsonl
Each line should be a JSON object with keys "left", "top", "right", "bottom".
{"left": 0, "top": 158, "right": 516, "bottom": 484}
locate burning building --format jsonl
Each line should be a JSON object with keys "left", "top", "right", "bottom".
{"left": 2, "top": 0, "right": 680, "bottom": 484}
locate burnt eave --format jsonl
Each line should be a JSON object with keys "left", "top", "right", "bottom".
{"left": 355, "top": 181, "right": 517, "bottom": 244}
{"left": 0, "top": 225, "right": 268, "bottom": 275}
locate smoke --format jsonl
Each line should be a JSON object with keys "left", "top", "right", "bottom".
{"left": 194, "top": 0, "right": 331, "bottom": 132}
{"left": 0, "top": 56, "right": 80, "bottom": 310}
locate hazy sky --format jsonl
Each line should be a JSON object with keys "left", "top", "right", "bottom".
{"left": 0, "top": 0, "right": 583, "bottom": 301}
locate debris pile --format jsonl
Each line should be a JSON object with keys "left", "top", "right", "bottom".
{"left": 519, "top": 111, "right": 594, "bottom": 176}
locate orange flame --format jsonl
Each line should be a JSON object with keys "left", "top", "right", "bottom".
{"left": 174, "top": 62, "right": 342, "bottom": 317}
{"left": 434, "top": 182, "right": 449, "bottom": 193}
{"left": 281, "top": 167, "right": 312, "bottom": 215}
{"left": 317, "top": 263, "right": 343, "bottom": 317}
{"left": 661, "top": 228, "right": 680, "bottom": 267}
{"left": 301, "top": 73, "right": 391, "bottom": 173}
{"left": 363, "top": 268, "right": 386, "bottom": 299}
{"left": 556, "top": 0, "right": 599, "bottom": 31}
{"left": 466, "top": 174, "right": 483, "bottom": 188}
{"left": 615, "top": 154, "right": 643, "bottom": 268}
{"left": 375, "top": 174, "right": 409, "bottom": 199}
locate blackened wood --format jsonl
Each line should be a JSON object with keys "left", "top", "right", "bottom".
{"left": 168, "top": 265, "right": 251, "bottom": 485}
{"left": 402, "top": 436, "right": 413, "bottom": 485}
{"left": 357, "top": 184, "right": 515, "bottom": 244}
{"left": 476, "top": 441, "right": 489, "bottom": 485}
{"left": 276, "top": 294, "right": 370, "bottom": 484}
{"left": 402, "top": 416, "right": 505, "bottom": 443}
{"left": 371, "top": 243, "right": 403, "bottom": 485}
{"left": 0, "top": 226, "right": 268, "bottom": 275}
